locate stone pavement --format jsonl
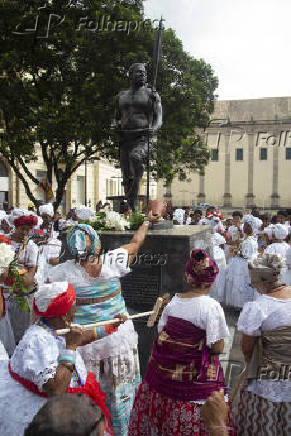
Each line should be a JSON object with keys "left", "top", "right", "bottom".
{"left": 221, "top": 307, "right": 245, "bottom": 413}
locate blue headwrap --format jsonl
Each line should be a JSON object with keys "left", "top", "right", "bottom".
{"left": 67, "top": 224, "right": 100, "bottom": 256}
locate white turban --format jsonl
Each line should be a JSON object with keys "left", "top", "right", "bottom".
{"left": 273, "top": 224, "right": 288, "bottom": 240}
{"left": 263, "top": 225, "right": 274, "bottom": 240}
{"left": 39, "top": 203, "right": 54, "bottom": 217}
{"left": 34, "top": 282, "right": 69, "bottom": 313}
{"left": 173, "top": 209, "right": 185, "bottom": 225}
{"left": 75, "top": 206, "right": 95, "bottom": 221}
{"left": 242, "top": 214, "right": 262, "bottom": 234}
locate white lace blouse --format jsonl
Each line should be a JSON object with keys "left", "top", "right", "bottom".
{"left": 49, "top": 248, "right": 131, "bottom": 284}
{"left": 10, "top": 325, "right": 87, "bottom": 391}
{"left": 241, "top": 236, "right": 258, "bottom": 260}
{"left": 0, "top": 325, "right": 87, "bottom": 436}
{"left": 264, "top": 242, "right": 290, "bottom": 262}
{"left": 11, "top": 239, "right": 39, "bottom": 268}
{"left": 238, "top": 294, "right": 291, "bottom": 402}
{"left": 158, "top": 295, "right": 229, "bottom": 346}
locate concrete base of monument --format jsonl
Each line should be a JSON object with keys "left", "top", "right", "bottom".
{"left": 99, "top": 225, "right": 211, "bottom": 376}
{"left": 149, "top": 219, "right": 174, "bottom": 230}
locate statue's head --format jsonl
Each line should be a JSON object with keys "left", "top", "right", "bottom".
{"left": 129, "top": 63, "right": 147, "bottom": 86}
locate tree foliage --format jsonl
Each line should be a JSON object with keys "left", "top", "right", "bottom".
{"left": 0, "top": 0, "right": 218, "bottom": 208}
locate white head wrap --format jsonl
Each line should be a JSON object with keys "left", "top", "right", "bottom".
{"left": 34, "top": 282, "right": 69, "bottom": 313}
{"left": 0, "top": 243, "right": 15, "bottom": 274}
{"left": 273, "top": 224, "right": 288, "bottom": 240}
{"left": 242, "top": 214, "right": 263, "bottom": 234}
{"left": 263, "top": 224, "right": 275, "bottom": 240}
{"left": 211, "top": 232, "right": 226, "bottom": 246}
{"left": 173, "top": 209, "right": 185, "bottom": 225}
{"left": 75, "top": 206, "right": 95, "bottom": 222}
{"left": 39, "top": 203, "right": 54, "bottom": 217}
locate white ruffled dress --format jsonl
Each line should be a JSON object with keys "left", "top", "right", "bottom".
{"left": 264, "top": 242, "right": 290, "bottom": 284}
{"left": 223, "top": 236, "right": 258, "bottom": 308}
{"left": 284, "top": 246, "right": 291, "bottom": 285}
{"left": 48, "top": 248, "right": 140, "bottom": 436}
{"left": 0, "top": 325, "right": 87, "bottom": 436}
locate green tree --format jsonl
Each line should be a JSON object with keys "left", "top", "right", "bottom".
{"left": 0, "top": 0, "right": 218, "bottom": 209}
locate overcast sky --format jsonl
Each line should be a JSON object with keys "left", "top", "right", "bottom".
{"left": 144, "top": 0, "right": 291, "bottom": 101}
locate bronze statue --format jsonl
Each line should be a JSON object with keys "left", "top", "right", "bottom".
{"left": 114, "top": 63, "right": 162, "bottom": 211}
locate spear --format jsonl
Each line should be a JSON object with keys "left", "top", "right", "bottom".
{"left": 146, "top": 17, "right": 163, "bottom": 205}
{"left": 152, "top": 17, "right": 163, "bottom": 92}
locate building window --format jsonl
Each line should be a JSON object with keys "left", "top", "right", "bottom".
{"left": 106, "top": 179, "right": 109, "bottom": 197}
{"left": 109, "top": 180, "right": 115, "bottom": 196}
{"left": 286, "top": 148, "right": 291, "bottom": 160}
{"left": 210, "top": 149, "right": 219, "bottom": 161}
{"left": 77, "top": 176, "right": 85, "bottom": 205}
{"left": 235, "top": 148, "right": 243, "bottom": 161}
{"left": 259, "top": 148, "right": 268, "bottom": 160}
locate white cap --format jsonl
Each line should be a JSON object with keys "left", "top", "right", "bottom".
{"left": 34, "top": 282, "right": 69, "bottom": 313}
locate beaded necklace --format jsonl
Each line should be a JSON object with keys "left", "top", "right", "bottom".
{"left": 38, "top": 318, "right": 83, "bottom": 385}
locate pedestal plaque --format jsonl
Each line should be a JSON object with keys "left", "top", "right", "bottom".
{"left": 99, "top": 226, "right": 211, "bottom": 375}
{"left": 121, "top": 264, "right": 162, "bottom": 310}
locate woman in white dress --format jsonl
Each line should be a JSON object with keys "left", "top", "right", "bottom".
{"left": 0, "top": 282, "right": 117, "bottom": 436}
{"left": 35, "top": 203, "right": 62, "bottom": 285}
{"left": 223, "top": 216, "right": 259, "bottom": 308}
{"left": 0, "top": 238, "right": 16, "bottom": 356}
{"left": 210, "top": 230, "right": 227, "bottom": 302}
{"left": 237, "top": 254, "right": 291, "bottom": 435}
{"left": 48, "top": 216, "right": 156, "bottom": 436}
{"left": 284, "top": 246, "right": 291, "bottom": 285}
{"left": 263, "top": 224, "right": 289, "bottom": 284}
{"left": 8, "top": 214, "right": 39, "bottom": 343}
{"left": 128, "top": 249, "right": 237, "bottom": 436}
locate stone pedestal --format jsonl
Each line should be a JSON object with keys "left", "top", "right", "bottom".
{"left": 99, "top": 226, "right": 211, "bottom": 375}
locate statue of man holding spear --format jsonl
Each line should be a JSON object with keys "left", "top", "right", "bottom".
{"left": 114, "top": 20, "right": 163, "bottom": 212}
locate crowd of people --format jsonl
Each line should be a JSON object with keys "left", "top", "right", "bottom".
{"left": 0, "top": 201, "right": 291, "bottom": 435}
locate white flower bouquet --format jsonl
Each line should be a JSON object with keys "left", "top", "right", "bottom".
{"left": 104, "top": 210, "right": 130, "bottom": 231}
{"left": 0, "top": 243, "right": 15, "bottom": 274}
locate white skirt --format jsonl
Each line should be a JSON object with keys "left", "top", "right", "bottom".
{"left": 224, "top": 257, "right": 256, "bottom": 308}
{"left": 281, "top": 268, "right": 291, "bottom": 285}
{"left": 0, "top": 362, "right": 46, "bottom": 436}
